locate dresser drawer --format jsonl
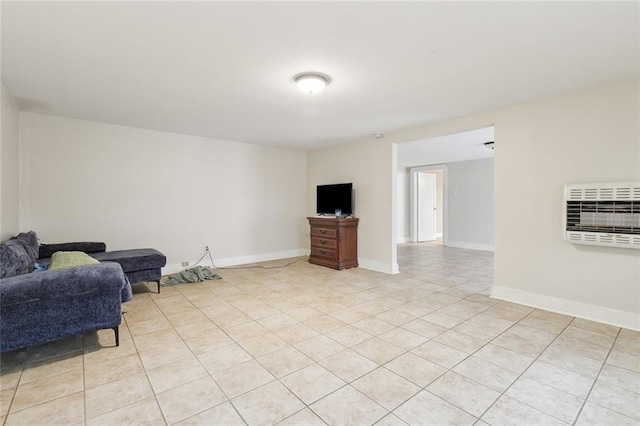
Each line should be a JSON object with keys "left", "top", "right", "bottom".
{"left": 307, "top": 217, "right": 358, "bottom": 270}
{"left": 311, "top": 237, "right": 338, "bottom": 249}
{"left": 310, "top": 246, "right": 338, "bottom": 260}
{"left": 311, "top": 227, "right": 337, "bottom": 239}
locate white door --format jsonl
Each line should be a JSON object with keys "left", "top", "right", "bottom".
{"left": 418, "top": 172, "right": 437, "bottom": 242}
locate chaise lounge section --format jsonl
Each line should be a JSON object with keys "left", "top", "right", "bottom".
{"left": 1, "top": 262, "right": 130, "bottom": 353}
{"left": 0, "top": 232, "right": 167, "bottom": 353}
{"left": 0, "top": 232, "right": 133, "bottom": 353}
{"left": 38, "top": 243, "right": 167, "bottom": 293}
{"left": 92, "top": 249, "right": 166, "bottom": 294}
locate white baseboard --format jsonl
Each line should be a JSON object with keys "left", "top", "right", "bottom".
{"left": 162, "top": 264, "right": 185, "bottom": 275}
{"left": 162, "top": 249, "right": 309, "bottom": 275}
{"left": 447, "top": 241, "right": 494, "bottom": 252}
{"left": 358, "top": 258, "right": 399, "bottom": 274}
{"left": 435, "top": 232, "right": 443, "bottom": 238}
{"left": 214, "top": 249, "right": 309, "bottom": 268}
{"left": 164, "top": 251, "right": 399, "bottom": 276}
{"left": 491, "top": 285, "right": 640, "bottom": 331}
{"left": 396, "top": 237, "right": 411, "bottom": 244}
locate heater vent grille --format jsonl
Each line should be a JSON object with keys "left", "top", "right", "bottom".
{"left": 565, "top": 182, "right": 640, "bottom": 249}
{"left": 566, "top": 184, "right": 640, "bottom": 201}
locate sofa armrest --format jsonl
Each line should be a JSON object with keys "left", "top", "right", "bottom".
{"left": 0, "top": 263, "right": 128, "bottom": 305}
{"left": 1, "top": 262, "right": 131, "bottom": 353}
{"left": 38, "top": 242, "right": 106, "bottom": 259}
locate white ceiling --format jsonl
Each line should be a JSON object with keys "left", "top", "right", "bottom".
{"left": 2, "top": 2, "right": 638, "bottom": 150}
{"left": 397, "top": 126, "right": 494, "bottom": 168}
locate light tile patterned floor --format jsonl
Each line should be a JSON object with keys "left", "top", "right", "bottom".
{"left": 1, "top": 243, "right": 639, "bottom": 425}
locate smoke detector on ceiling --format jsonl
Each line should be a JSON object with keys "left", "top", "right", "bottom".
{"left": 372, "top": 133, "right": 384, "bottom": 139}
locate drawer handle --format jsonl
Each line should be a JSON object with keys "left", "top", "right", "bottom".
{"left": 320, "top": 240, "right": 327, "bottom": 245}
{"left": 320, "top": 250, "right": 327, "bottom": 254}
{"left": 320, "top": 229, "right": 327, "bottom": 234}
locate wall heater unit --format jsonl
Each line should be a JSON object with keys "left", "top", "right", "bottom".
{"left": 565, "top": 182, "right": 640, "bottom": 249}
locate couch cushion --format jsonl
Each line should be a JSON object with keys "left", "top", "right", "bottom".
{"left": 0, "top": 240, "right": 31, "bottom": 278}
{"left": 91, "top": 248, "right": 166, "bottom": 273}
{"left": 49, "top": 251, "right": 100, "bottom": 270}
{"left": 13, "top": 231, "right": 39, "bottom": 262}
{"left": 38, "top": 242, "right": 106, "bottom": 259}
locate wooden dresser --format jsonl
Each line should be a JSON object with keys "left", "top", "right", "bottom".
{"left": 307, "top": 217, "right": 358, "bottom": 270}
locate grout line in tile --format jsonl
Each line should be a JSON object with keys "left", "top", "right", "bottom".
{"left": 123, "top": 313, "right": 170, "bottom": 426}
{"left": 570, "top": 327, "right": 622, "bottom": 426}
{"left": 277, "top": 406, "right": 330, "bottom": 426}
{"left": 147, "top": 279, "right": 293, "bottom": 426}
{"left": 5, "top": 245, "right": 634, "bottom": 426}
{"left": 177, "top": 398, "right": 245, "bottom": 426}
{"left": 305, "top": 381, "right": 391, "bottom": 424}
{"left": 2, "top": 354, "right": 26, "bottom": 422}
{"left": 473, "top": 311, "right": 579, "bottom": 425}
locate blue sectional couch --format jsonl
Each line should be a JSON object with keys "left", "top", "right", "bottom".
{"left": 37, "top": 243, "right": 166, "bottom": 294}
{"left": 0, "top": 232, "right": 132, "bottom": 353}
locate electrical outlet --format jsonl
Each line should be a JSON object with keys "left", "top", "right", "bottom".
{"left": 181, "top": 261, "right": 189, "bottom": 267}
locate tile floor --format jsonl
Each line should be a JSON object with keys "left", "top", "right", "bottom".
{"left": 1, "top": 243, "right": 639, "bottom": 425}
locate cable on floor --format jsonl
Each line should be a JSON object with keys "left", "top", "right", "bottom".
{"left": 185, "top": 246, "right": 304, "bottom": 271}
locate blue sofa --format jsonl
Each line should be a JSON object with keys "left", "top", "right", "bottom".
{"left": 37, "top": 243, "right": 166, "bottom": 293}
{"left": 0, "top": 232, "right": 132, "bottom": 353}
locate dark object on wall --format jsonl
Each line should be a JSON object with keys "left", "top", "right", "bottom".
{"left": 317, "top": 183, "right": 353, "bottom": 216}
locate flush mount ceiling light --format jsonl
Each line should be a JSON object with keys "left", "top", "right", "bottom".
{"left": 294, "top": 72, "right": 330, "bottom": 94}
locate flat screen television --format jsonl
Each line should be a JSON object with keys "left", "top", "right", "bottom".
{"left": 316, "top": 183, "right": 353, "bottom": 216}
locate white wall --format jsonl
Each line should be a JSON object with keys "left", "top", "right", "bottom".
{"left": 421, "top": 169, "right": 444, "bottom": 236}
{"left": 434, "top": 170, "right": 443, "bottom": 235}
{"left": 19, "top": 113, "right": 308, "bottom": 272}
{"left": 309, "top": 78, "right": 639, "bottom": 330}
{"left": 1, "top": 83, "right": 21, "bottom": 240}
{"left": 447, "top": 158, "right": 494, "bottom": 250}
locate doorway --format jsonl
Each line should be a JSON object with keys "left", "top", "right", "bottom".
{"left": 397, "top": 125, "right": 494, "bottom": 254}
{"left": 411, "top": 165, "right": 446, "bottom": 245}
{"left": 418, "top": 172, "right": 436, "bottom": 242}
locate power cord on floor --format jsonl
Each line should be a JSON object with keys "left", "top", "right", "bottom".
{"left": 186, "top": 246, "right": 304, "bottom": 271}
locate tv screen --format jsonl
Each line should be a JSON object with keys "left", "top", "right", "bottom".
{"left": 317, "top": 183, "right": 353, "bottom": 216}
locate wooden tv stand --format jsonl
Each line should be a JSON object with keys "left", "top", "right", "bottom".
{"left": 307, "top": 217, "right": 358, "bottom": 270}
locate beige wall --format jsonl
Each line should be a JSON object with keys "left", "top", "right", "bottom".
{"left": 19, "top": 113, "right": 308, "bottom": 272}
{"left": 1, "top": 83, "right": 21, "bottom": 240}
{"left": 12, "top": 79, "right": 640, "bottom": 328}
{"left": 309, "top": 78, "right": 639, "bottom": 329}
{"left": 396, "top": 171, "right": 410, "bottom": 243}
{"left": 307, "top": 138, "right": 397, "bottom": 273}
{"left": 491, "top": 80, "right": 639, "bottom": 328}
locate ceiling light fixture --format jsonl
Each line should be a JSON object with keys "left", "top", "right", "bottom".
{"left": 294, "top": 72, "right": 330, "bottom": 94}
